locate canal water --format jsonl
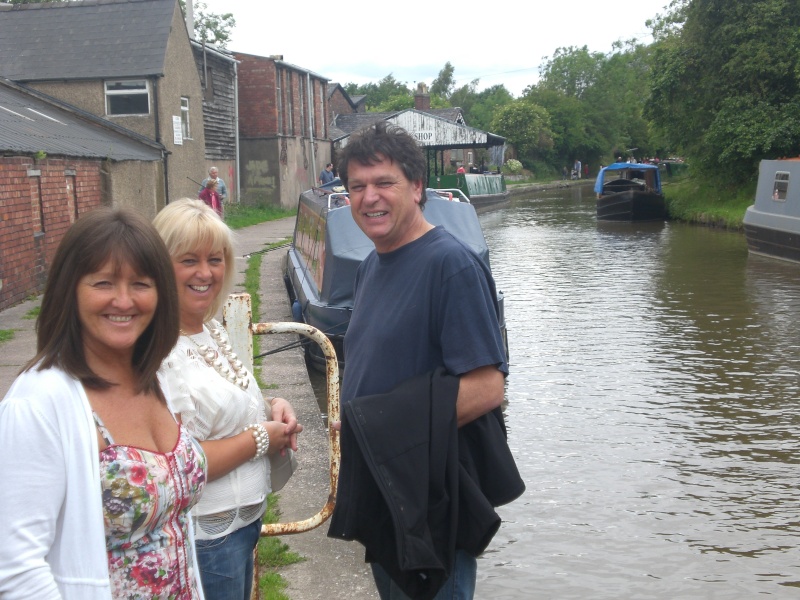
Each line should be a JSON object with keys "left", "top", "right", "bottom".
{"left": 477, "top": 184, "right": 800, "bottom": 598}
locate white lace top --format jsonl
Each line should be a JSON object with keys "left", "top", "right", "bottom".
{"left": 160, "top": 320, "right": 269, "bottom": 540}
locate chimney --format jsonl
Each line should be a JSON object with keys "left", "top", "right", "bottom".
{"left": 414, "top": 82, "right": 430, "bottom": 111}
{"left": 185, "top": 0, "right": 195, "bottom": 40}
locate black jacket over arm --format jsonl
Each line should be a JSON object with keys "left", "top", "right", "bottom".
{"left": 328, "top": 368, "right": 525, "bottom": 599}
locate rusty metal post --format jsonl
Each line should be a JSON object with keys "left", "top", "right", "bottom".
{"left": 251, "top": 321, "right": 341, "bottom": 536}
{"left": 222, "top": 292, "right": 254, "bottom": 373}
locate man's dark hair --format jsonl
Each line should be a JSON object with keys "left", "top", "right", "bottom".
{"left": 26, "top": 207, "right": 179, "bottom": 396}
{"left": 337, "top": 122, "right": 428, "bottom": 207}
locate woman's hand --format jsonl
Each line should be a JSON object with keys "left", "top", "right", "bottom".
{"left": 266, "top": 397, "right": 303, "bottom": 454}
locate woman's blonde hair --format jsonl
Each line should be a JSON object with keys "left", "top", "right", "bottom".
{"left": 153, "top": 198, "right": 236, "bottom": 321}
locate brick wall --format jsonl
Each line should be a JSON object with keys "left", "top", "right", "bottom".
{"left": 0, "top": 156, "right": 104, "bottom": 310}
{"left": 329, "top": 86, "right": 355, "bottom": 121}
{"left": 235, "top": 53, "right": 279, "bottom": 137}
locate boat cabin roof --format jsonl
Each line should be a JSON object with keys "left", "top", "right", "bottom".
{"left": 594, "top": 162, "right": 662, "bottom": 194}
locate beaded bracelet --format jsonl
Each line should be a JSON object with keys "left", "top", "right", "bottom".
{"left": 243, "top": 423, "right": 269, "bottom": 461}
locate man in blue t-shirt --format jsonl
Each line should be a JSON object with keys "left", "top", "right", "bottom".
{"left": 332, "top": 122, "right": 509, "bottom": 600}
{"left": 318, "top": 163, "right": 335, "bottom": 186}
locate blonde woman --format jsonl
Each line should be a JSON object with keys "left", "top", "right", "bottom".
{"left": 154, "top": 199, "right": 301, "bottom": 600}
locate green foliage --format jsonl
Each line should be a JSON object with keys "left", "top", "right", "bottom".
{"left": 255, "top": 494, "right": 304, "bottom": 600}
{"left": 491, "top": 100, "right": 554, "bottom": 163}
{"left": 23, "top": 305, "right": 40, "bottom": 320}
{"left": 646, "top": 0, "right": 800, "bottom": 184}
{"left": 0, "top": 330, "right": 14, "bottom": 343}
{"left": 503, "top": 159, "right": 523, "bottom": 174}
{"left": 430, "top": 62, "right": 456, "bottom": 99}
{"left": 464, "top": 85, "right": 514, "bottom": 131}
{"left": 345, "top": 75, "right": 412, "bottom": 111}
{"left": 179, "top": 0, "right": 235, "bottom": 48}
{"left": 664, "top": 175, "right": 756, "bottom": 229}
{"left": 537, "top": 46, "right": 606, "bottom": 99}
{"left": 224, "top": 204, "right": 295, "bottom": 230}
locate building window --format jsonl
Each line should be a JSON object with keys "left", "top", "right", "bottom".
{"left": 181, "top": 97, "right": 191, "bottom": 139}
{"left": 772, "top": 171, "right": 789, "bottom": 201}
{"left": 105, "top": 80, "right": 149, "bottom": 115}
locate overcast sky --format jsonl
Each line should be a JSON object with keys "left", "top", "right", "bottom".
{"left": 198, "top": 0, "right": 669, "bottom": 98}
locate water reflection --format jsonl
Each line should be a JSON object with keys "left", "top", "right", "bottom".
{"left": 478, "top": 185, "right": 800, "bottom": 598}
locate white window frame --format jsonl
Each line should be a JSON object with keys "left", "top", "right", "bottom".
{"left": 772, "top": 171, "right": 790, "bottom": 201}
{"left": 181, "top": 96, "right": 191, "bottom": 140}
{"left": 105, "top": 80, "right": 150, "bottom": 116}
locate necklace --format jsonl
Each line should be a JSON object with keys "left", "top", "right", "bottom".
{"left": 180, "top": 325, "right": 251, "bottom": 390}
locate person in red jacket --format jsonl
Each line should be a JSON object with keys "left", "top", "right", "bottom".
{"left": 198, "top": 178, "right": 223, "bottom": 218}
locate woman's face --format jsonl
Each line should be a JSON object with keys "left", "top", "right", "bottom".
{"left": 172, "top": 243, "right": 226, "bottom": 327}
{"left": 77, "top": 260, "right": 158, "bottom": 362}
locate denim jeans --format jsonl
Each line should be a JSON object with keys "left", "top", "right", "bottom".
{"left": 195, "top": 518, "right": 262, "bottom": 600}
{"left": 371, "top": 550, "right": 477, "bottom": 600}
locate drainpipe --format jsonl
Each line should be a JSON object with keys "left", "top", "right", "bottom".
{"left": 153, "top": 75, "right": 169, "bottom": 204}
{"left": 307, "top": 72, "right": 316, "bottom": 188}
{"left": 234, "top": 60, "right": 241, "bottom": 203}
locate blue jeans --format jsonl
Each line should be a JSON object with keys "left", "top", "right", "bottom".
{"left": 195, "top": 518, "right": 262, "bottom": 600}
{"left": 371, "top": 550, "right": 477, "bottom": 600}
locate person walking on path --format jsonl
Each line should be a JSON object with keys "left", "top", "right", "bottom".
{"left": 200, "top": 166, "right": 228, "bottom": 202}
{"left": 327, "top": 122, "right": 524, "bottom": 600}
{"left": 199, "top": 178, "right": 223, "bottom": 218}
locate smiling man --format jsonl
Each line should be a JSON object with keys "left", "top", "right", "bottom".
{"left": 328, "top": 122, "right": 521, "bottom": 600}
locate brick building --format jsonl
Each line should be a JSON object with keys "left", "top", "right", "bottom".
{"left": 234, "top": 53, "right": 329, "bottom": 208}
{"left": 0, "top": 79, "right": 163, "bottom": 310}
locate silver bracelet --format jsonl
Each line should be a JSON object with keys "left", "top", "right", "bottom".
{"left": 243, "top": 423, "right": 269, "bottom": 461}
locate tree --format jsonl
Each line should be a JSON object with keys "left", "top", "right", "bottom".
{"left": 344, "top": 75, "right": 412, "bottom": 111}
{"left": 430, "top": 62, "right": 456, "bottom": 100}
{"left": 179, "top": 0, "right": 236, "bottom": 48}
{"left": 464, "top": 85, "right": 514, "bottom": 132}
{"left": 646, "top": 0, "right": 800, "bottom": 183}
{"left": 490, "top": 100, "right": 554, "bottom": 165}
{"left": 538, "top": 46, "right": 606, "bottom": 99}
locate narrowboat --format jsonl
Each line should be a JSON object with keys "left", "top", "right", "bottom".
{"left": 428, "top": 171, "right": 510, "bottom": 212}
{"left": 594, "top": 162, "right": 667, "bottom": 221}
{"left": 282, "top": 179, "right": 507, "bottom": 371}
{"left": 743, "top": 159, "right": 800, "bottom": 263}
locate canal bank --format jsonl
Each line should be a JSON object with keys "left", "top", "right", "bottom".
{"left": 507, "top": 178, "right": 588, "bottom": 197}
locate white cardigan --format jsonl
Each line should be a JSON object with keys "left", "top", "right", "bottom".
{"left": 0, "top": 366, "right": 204, "bottom": 600}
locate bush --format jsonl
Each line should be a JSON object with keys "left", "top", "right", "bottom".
{"left": 503, "top": 159, "right": 523, "bottom": 174}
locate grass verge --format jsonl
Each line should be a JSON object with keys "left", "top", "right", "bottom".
{"left": 225, "top": 204, "right": 295, "bottom": 230}
{"left": 256, "top": 495, "right": 305, "bottom": 600}
{"left": 664, "top": 177, "right": 756, "bottom": 229}
{"left": 0, "top": 329, "right": 14, "bottom": 343}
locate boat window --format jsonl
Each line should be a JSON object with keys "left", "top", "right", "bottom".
{"left": 772, "top": 171, "right": 790, "bottom": 201}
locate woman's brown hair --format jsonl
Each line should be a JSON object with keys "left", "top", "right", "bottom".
{"left": 26, "top": 207, "right": 179, "bottom": 395}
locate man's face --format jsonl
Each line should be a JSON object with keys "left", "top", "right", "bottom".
{"left": 346, "top": 155, "right": 425, "bottom": 253}
{"left": 209, "top": 168, "right": 218, "bottom": 178}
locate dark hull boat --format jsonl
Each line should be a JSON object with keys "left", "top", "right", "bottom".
{"left": 594, "top": 162, "right": 666, "bottom": 222}
{"left": 282, "top": 179, "right": 507, "bottom": 371}
{"left": 743, "top": 159, "right": 800, "bottom": 263}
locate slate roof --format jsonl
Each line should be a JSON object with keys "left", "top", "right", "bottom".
{"left": 0, "top": 0, "right": 177, "bottom": 82}
{"left": 331, "top": 108, "right": 505, "bottom": 149}
{"left": 0, "top": 78, "right": 163, "bottom": 161}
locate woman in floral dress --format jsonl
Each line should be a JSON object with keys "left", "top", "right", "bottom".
{"left": 0, "top": 208, "right": 207, "bottom": 600}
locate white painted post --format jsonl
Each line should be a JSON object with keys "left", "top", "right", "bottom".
{"left": 222, "top": 292, "right": 254, "bottom": 373}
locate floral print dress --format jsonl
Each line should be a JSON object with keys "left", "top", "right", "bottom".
{"left": 93, "top": 412, "right": 207, "bottom": 600}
